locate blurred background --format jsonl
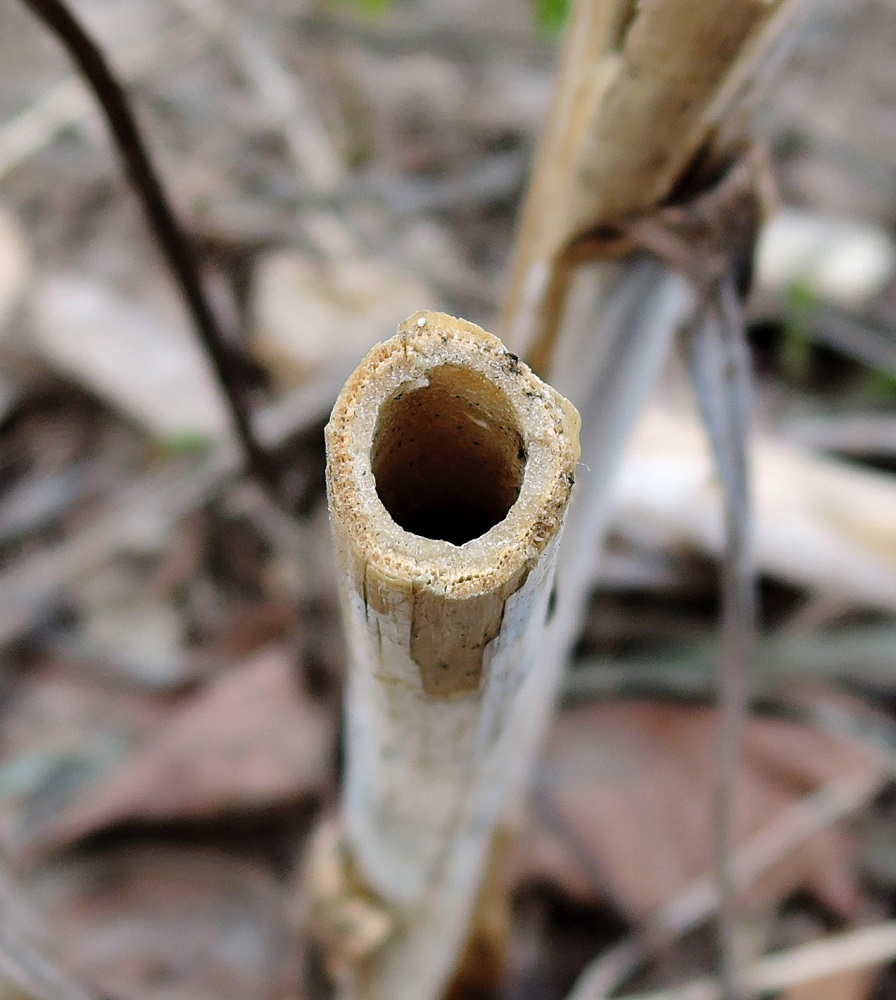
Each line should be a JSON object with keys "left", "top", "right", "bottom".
{"left": 0, "top": 0, "right": 894, "bottom": 998}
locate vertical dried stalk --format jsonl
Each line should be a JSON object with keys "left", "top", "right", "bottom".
{"left": 324, "top": 311, "right": 580, "bottom": 1000}
{"left": 497, "top": 3, "right": 808, "bottom": 997}
{"left": 501, "top": 0, "right": 803, "bottom": 362}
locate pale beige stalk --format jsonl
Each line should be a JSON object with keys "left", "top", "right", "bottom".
{"left": 498, "top": 4, "right": 810, "bottom": 998}
{"left": 501, "top": 0, "right": 804, "bottom": 360}
{"left": 324, "top": 310, "right": 580, "bottom": 1000}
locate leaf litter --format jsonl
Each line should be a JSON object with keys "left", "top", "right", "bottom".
{"left": 513, "top": 697, "right": 880, "bottom": 923}
{"left": 0, "top": 0, "right": 894, "bottom": 997}
{"left": 24, "top": 645, "right": 336, "bottom": 859}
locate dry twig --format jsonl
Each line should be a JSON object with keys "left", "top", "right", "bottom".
{"left": 17, "top": 0, "right": 273, "bottom": 487}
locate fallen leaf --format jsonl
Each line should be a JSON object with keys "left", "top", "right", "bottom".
{"left": 35, "top": 646, "right": 335, "bottom": 854}
{"left": 0, "top": 663, "right": 169, "bottom": 859}
{"left": 33, "top": 846, "right": 301, "bottom": 1000}
{"left": 27, "top": 272, "right": 229, "bottom": 439}
{"left": 511, "top": 698, "right": 879, "bottom": 922}
{"left": 611, "top": 408, "right": 896, "bottom": 612}
{"left": 756, "top": 207, "right": 896, "bottom": 309}
{"left": 0, "top": 204, "right": 30, "bottom": 332}
{"left": 780, "top": 964, "right": 879, "bottom": 1000}
{"left": 249, "top": 214, "right": 433, "bottom": 391}
{"left": 56, "top": 599, "right": 188, "bottom": 690}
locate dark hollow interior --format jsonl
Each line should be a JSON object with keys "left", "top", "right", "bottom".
{"left": 371, "top": 365, "right": 526, "bottom": 546}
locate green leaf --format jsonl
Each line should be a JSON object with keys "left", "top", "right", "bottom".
{"left": 329, "top": 0, "right": 393, "bottom": 16}
{"left": 154, "top": 430, "right": 212, "bottom": 456}
{"left": 778, "top": 279, "right": 817, "bottom": 386}
{"left": 858, "top": 367, "right": 896, "bottom": 402}
{"left": 535, "top": 0, "right": 569, "bottom": 32}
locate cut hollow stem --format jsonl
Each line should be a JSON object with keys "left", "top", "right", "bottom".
{"left": 324, "top": 311, "right": 580, "bottom": 1000}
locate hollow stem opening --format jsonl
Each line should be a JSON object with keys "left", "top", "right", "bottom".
{"left": 372, "top": 365, "right": 526, "bottom": 546}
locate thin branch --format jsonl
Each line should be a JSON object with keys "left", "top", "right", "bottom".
{"left": 17, "top": 0, "right": 277, "bottom": 489}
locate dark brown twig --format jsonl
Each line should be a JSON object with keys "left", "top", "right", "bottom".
{"left": 18, "top": 0, "right": 277, "bottom": 489}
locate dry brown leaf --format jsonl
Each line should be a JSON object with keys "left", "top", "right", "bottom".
{"left": 34, "top": 846, "right": 300, "bottom": 1000}
{"left": 779, "top": 964, "right": 879, "bottom": 1000}
{"left": 0, "top": 664, "right": 170, "bottom": 859}
{"left": 511, "top": 699, "right": 879, "bottom": 922}
{"left": 0, "top": 204, "right": 30, "bottom": 332}
{"left": 0, "top": 664, "right": 169, "bottom": 757}
{"left": 34, "top": 646, "right": 335, "bottom": 854}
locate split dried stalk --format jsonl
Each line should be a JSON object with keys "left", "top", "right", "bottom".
{"left": 324, "top": 311, "right": 580, "bottom": 1000}
{"left": 497, "top": 3, "right": 808, "bottom": 997}
{"left": 498, "top": 0, "right": 809, "bottom": 695}
{"left": 501, "top": 0, "right": 803, "bottom": 363}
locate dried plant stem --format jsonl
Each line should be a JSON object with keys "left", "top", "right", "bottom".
{"left": 501, "top": 0, "right": 803, "bottom": 362}
{"left": 500, "top": 2, "right": 809, "bottom": 997}
{"left": 611, "top": 921, "right": 896, "bottom": 1000}
{"left": 324, "top": 312, "right": 580, "bottom": 1000}
{"left": 18, "top": 0, "right": 273, "bottom": 487}
{"left": 688, "top": 281, "right": 757, "bottom": 999}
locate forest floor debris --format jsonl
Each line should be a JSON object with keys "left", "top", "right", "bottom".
{"left": 0, "top": 0, "right": 894, "bottom": 998}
